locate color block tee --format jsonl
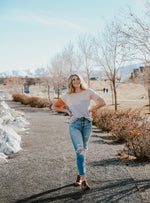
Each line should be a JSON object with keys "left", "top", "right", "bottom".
{"left": 59, "top": 88, "right": 103, "bottom": 123}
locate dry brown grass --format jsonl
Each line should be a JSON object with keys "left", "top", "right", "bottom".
{"left": 90, "top": 81, "right": 149, "bottom": 115}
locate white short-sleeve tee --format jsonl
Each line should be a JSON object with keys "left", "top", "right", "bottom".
{"left": 61, "top": 88, "right": 103, "bottom": 123}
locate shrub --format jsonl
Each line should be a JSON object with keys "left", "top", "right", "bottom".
{"left": 93, "top": 108, "right": 144, "bottom": 138}
{"left": 93, "top": 107, "right": 150, "bottom": 161}
{"left": 27, "top": 97, "right": 49, "bottom": 108}
{"left": 92, "top": 108, "right": 117, "bottom": 132}
{"left": 111, "top": 109, "right": 144, "bottom": 142}
{"left": 111, "top": 117, "right": 139, "bottom": 142}
{"left": 12, "top": 94, "right": 52, "bottom": 108}
{"left": 13, "top": 94, "right": 27, "bottom": 103}
{"left": 125, "top": 120, "right": 150, "bottom": 160}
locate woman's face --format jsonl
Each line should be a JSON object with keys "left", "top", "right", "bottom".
{"left": 71, "top": 75, "right": 81, "bottom": 88}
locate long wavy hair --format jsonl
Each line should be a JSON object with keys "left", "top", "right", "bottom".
{"left": 67, "top": 74, "right": 87, "bottom": 94}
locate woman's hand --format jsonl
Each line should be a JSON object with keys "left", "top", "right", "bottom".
{"left": 89, "top": 98, "right": 106, "bottom": 117}
{"left": 89, "top": 109, "right": 93, "bottom": 113}
{"left": 89, "top": 109, "right": 93, "bottom": 118}
{"left": 66, "top": 110, "right": 73, "bottom": 117}
{"left": 90, "top": 98, "right": 106, "bottom": 113}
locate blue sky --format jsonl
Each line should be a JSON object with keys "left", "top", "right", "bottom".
{"left": 0, "top": 0, "right": 146, "bottom": 72}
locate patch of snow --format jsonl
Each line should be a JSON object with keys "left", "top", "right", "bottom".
{"left": 0, "top": 125, "right": 21, "bottom": 155}
{"left": 0, "top": 101, "right": 29, "bottom": 163}
{"left": 8, "top": 117, "right": 29, "bottom": 133}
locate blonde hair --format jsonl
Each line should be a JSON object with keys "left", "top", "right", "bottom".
{"left": 67, "top": 74, "right": 87, "bottom": 94}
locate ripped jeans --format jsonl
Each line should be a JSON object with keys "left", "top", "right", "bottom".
{"left": 69, "top": 117, "right": 92, "bottom": 176}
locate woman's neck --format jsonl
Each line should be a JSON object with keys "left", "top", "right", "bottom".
{"left": 75, "top": 87, "right": 82, "bottom": 93}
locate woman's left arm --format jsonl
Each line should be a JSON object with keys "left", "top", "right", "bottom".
{"left": 89, "top": 97, "right": 106, "bottom": 113}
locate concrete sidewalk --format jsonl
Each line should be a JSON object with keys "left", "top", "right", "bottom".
{"left": 0, "top": 100, "right": 149, "bottom": 203}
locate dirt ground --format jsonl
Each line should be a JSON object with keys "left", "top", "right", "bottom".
{"left": 90, "top": 81, "right": 149, "bottom": 115}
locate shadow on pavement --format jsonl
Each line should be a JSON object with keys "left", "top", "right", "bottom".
{"left": 98, "top": 135, "right": 116, "bottom": 141}
{"left": 15, "top": 178, "right": 150, "bottom": 203}
{"left": 92, "top": 129, "right": 103, "bottom": 133}
{"left": 92, "top": 179, "right": 138, "bottom": 202}
{"left": 89, "top": 157, "right": 123, "bottom": 166}
{"left": 15, "top": 184, "right": 83, "bottom": 203}
{"left": 140, "top": 180, "right": 150, "bottom": 191}
{"left": 89, "top": 157, "right": 150, "bottom": 168}
{"left": 91, "top": 134, "right": 120, "bottom": 145}
{"left": 99, "top": 178, "right": 150, "bottom": 202}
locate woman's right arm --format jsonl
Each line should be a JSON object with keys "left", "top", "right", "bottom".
{"left": 52, "top": 98, "right": 72, "bottom": 117}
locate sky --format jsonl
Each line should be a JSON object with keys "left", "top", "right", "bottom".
{"left": 0, "top": 0, "right": 147, "bottom": 72}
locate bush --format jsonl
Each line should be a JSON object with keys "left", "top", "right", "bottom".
{"left": 27, "top": 96, "right": 49, "bottom": 108}
{"left": 111, "top": 109, "right": 144, "bottom": 142}
{"left": 93, "top": 107, "right": 150, "bottom": 161}
{"left": 125, "top": 120, "right": 150, "bottom": 160}
{"left": 93, "top": 108, "right": 144, "bottom": 139}
{"left": 111, "top": 117, "right": 139, "bottom": 143}
{"left": 13, "top": 94, "right": 28, "bottom": 104}
{"left": 12, "top": 94, "right": 52, "bottom": 108}
{"left": 92, "top": 108, "right": 117, "bottom": 132}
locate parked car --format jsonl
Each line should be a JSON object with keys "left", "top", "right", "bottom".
{"left": 90, "top": 77, "right": 98, "bottom": 80}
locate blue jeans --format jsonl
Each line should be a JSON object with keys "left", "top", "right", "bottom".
{"left": 69, "top": 117, "right": 92, "bottom": 176}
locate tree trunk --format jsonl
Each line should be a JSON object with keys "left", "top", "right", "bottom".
{"left": 113, "top": 82, "right": 117, "bottom": 111}
{"left": 148, "top": 88, "right": 150, "bottom": 114}
{"left": 87, "top": 68, "right": 90, "bottom": 87}
{"left": 70, "top": 64, "right": 72, "bottom": 75}
{"left": 111, "top": 85, "right": 114, "bottom": 105}
{"left": 86, "top": 57, "right": 90, "bottom": 88}
{"left": 57, "top": 84, "right": 60, "bottom": 99}
{"left": 47, "top": 85, "right": 50, "bottom": 104}
{"left": 22, "top": 85, "right": 23, "bottom": 95}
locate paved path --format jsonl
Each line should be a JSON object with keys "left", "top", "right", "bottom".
{"left": 0, "top": 101, "right": 149, "bottom": 203}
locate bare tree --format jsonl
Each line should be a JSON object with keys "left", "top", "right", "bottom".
{"left": 94, "top": 21, "right": 127, "bottom": 110}
{"left": 39, "top": 73, "right": 53, "bottom": 104}
{"left": 119, "top": 1, "right": 150, "bottom": 65}
{"left": 77, "top": 34, "right": 95, "bottom": 87}
{"left": 62, "top": 41, "right": 78, "bottom": 75}
{"left": 4, "top": 77, "right": 27, "bottom": 94}
{"left": 139, "top": 66, "right": 150, "bottom": 113}
{"left": 119, "top": 1, "right": 150, "bottom": 113}
{"left": 50, "top": 53, "right": 68, "bottom": 99}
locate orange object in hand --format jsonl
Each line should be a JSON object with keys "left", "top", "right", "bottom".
{"left": 54, "top": 98, "right": 66, "bottom": 108}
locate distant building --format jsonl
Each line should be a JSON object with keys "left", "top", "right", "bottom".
{"left": 130, "top": 66, "right": 149, "bottom": 78}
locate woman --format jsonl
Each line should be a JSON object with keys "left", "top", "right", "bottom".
{"left": 52, "top": 74, "right": 106, "bottom": 191}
